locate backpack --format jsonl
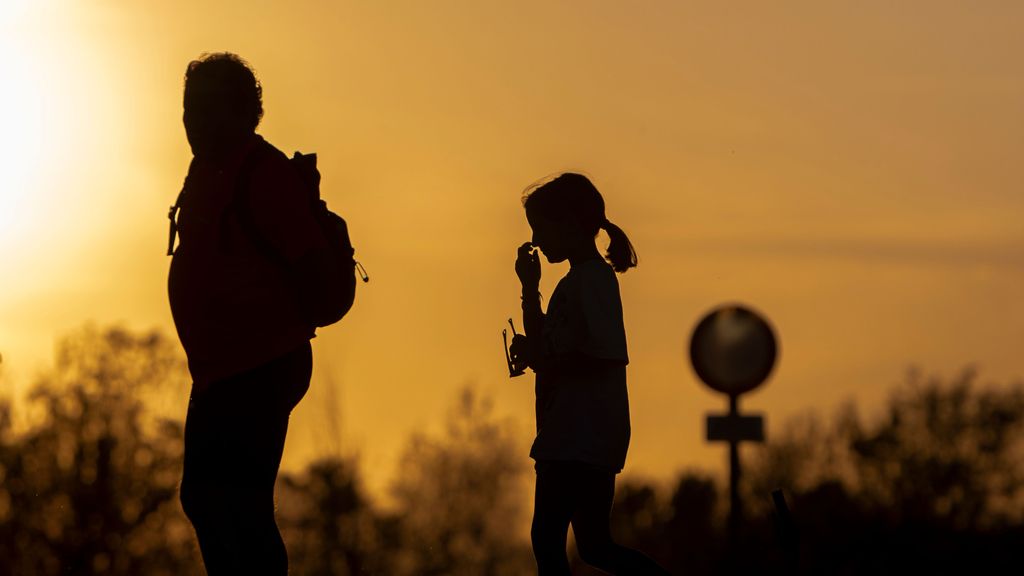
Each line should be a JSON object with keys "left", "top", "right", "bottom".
{"left": 167, "top": 147, "right": 367, "bottom": 329}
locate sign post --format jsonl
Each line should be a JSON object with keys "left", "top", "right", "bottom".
{"left": 689, "top": 304, "right": 778, "bottom": 556}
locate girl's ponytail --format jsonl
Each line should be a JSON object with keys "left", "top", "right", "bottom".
{"left": 524, "top": 172, "right": 637, "bottom": 272}
{"left": 600, "top": 219, "right": 637, "bottom": 273}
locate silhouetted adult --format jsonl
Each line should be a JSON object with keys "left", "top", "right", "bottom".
{"left": 168, "top": 53, "right": 344, "bottom": 575}
{"left": 510, "top": 173, "right": 671, "bottom": 575}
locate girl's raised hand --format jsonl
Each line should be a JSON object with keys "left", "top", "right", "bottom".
{"left": 515, "top": 242, "right": 541, "bottom": 290}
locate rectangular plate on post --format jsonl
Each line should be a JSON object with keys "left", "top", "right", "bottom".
{"left": 706, "top": 413, "right": 765, "bottom": 443}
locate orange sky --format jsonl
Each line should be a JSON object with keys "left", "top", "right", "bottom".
{"left": 2, "top": 0, "right": 1023, "bottom": 497}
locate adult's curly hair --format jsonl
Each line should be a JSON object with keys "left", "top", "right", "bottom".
{"left": 184, "top": 52, "right": 264, "bottom": 131}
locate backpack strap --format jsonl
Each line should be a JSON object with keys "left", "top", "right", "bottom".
{"left": 166, "top": 159, "right": 197, "bottom": 256}
{"left": 166, "top": 188, "right": 184, "bottom": 256}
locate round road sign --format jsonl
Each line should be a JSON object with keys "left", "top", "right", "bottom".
{"left": 690, "top": 304, "right": 777, "bottom": 397}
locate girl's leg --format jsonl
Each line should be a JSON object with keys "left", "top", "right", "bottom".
{"left": 571, "top": 467, "right": 671, "bottom": 576}
{"left": 532, "top": 461, "right": 577, "bottom": 576}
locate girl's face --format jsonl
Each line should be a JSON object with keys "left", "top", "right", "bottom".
{"left": 526, "top": 210, "right": 581, "bottom": 264}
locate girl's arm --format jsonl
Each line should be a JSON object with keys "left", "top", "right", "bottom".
{"left": 520, "top": 288, "right": 545, "bottom": 371}
{"left": 515, "top": 242, "right": 546, "bottom": 372}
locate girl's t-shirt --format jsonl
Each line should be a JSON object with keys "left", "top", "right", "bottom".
{"left": 529, "top": 258, "right": 631, "bottom": 472}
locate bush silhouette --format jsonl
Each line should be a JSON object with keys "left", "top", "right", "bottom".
{"left": 0, "top": 325, "right": 199, "bottom": 575}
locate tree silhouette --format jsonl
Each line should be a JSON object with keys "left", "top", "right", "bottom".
{"left": 746, "top": 367, "right": 1024, "bottom": 573}
{"left": 389, "top": 386, "right": 534, "bottom": 576}
{"left": 572, "top": 368, "right": 1024, "bottom": 575}
{"left": 659, "top": 473, "right": 722, "bottom": 575}
{"left": 846, "top": 368, "right": 1024, "bottom": 529}
{"left": 0, "top": 325, "right": 199, "bottom": 575}
{"left": 278, "top": 456, "right": 387, "bottom": 575}
{"left": 4, "top": 326, "right": 1021, "bottom": 575}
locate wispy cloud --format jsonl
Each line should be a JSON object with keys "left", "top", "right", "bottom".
{"left": 668, "top": 236, "right": 1024, "bottom": 269}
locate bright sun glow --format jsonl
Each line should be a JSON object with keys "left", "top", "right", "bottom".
{"left": 0, "top": 67, "right": 48, "bottom": 245}
{"left": 0, "top": 2, "right": 65, "bottom": 252}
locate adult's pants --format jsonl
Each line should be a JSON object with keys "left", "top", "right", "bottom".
{"left": 179, "top": 342, "right": 312, "bottom": 576}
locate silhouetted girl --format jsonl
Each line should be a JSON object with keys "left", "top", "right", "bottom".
{"left": 511, "top": 173, "right": 670, "bottom": 575}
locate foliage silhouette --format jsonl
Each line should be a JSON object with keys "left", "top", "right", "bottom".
{"left": 2, "top": 327, "right": 1022, "bottom": 575}
{"left": 577, "top": 368, "right": 1024, "bottom": 575}
{"left": 389, "top": 386, "right": 534, "bottom": 576}
{"left": 278, "top": 456, "right": 385, "bottom": 576}
{"left": 0, "top": 325, "right": 199, "bottom": 576}
{"left": 745, "top": 367, "right": 1024, "bottom": 573}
